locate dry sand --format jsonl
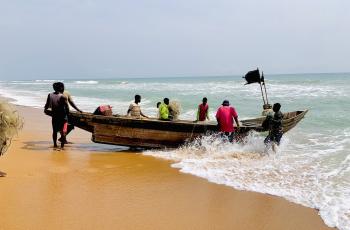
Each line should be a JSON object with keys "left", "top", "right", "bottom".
{"left": 0, "top": 105, "right": 334, "bottom": 230}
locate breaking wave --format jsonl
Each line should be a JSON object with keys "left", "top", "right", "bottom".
{"left": 74, "top": 80, "right": 99, "bottom": 84}
{"left": 143, "top": 131, "right": 350, "bottom": 230}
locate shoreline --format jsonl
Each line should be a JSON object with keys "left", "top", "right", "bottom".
{"left": 0, "top": 100, "right": 334, "bottom": 229}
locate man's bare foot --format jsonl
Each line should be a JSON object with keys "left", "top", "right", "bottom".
{"left": 58, "top": 137, "right": 71, "bottom": 144}
{"left": 0, "top": 171, "right": 7, "bottom": 177}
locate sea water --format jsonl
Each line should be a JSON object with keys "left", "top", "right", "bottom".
{"left": 1, "top": 73, "right": 349, "bottom": 229}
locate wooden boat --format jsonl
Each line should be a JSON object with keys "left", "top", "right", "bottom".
{"left": 67, "top": 110, "right": 308, "bottom": 148}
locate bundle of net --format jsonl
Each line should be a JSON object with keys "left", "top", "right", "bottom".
{"left": 0, "top": 100, "right": 23, "bottom": 156}
{"left": 169, "top": 100, "right": 182, "bottom": 120}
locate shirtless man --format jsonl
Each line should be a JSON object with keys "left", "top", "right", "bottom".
{"left": 44, "top": 82, "right": 69, "bottom": 149}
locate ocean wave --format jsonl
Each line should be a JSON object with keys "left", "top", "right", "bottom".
{"left": 35, "top": 80, "right": 63, "bottom": 82}
{"left": 74, "top": 80, "right": 99, "bottom": 84}
{"left": 143, "top": 131, "right": 350, "bottom": 230}
{"left": 66, "top": 80, "right": 348, "bottom": 99}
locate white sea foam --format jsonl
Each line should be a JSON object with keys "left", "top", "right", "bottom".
{"left": 143, "top": 130, "right": 350, "bottom": 230}
{"left": 35, "top": 79, "right": 63, "bottom": 82}
{"left": 74, "top": 80, "right": 99, "bottom": 84}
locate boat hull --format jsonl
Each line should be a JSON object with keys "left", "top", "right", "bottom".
{"left": 66, "top": 110, "right": 308, "bottom": 148}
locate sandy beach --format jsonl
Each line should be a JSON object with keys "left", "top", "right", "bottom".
{"left": 0, "top": 104, "right": 334, "bottom": 230}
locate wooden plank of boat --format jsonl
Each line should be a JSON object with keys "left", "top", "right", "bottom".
{"left": 67, "top": 109, "right": 308, "bottom": 148}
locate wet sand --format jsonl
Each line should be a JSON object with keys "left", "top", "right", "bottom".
{"left": 0, "top": 105, "right": 334, "bottom": 230}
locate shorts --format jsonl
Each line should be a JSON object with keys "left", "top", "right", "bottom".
{"left": 52, "top": 117, "right": 68, "bottom": 133}
{"left": 264, "top": 132, "right": 283, "bottom": 145}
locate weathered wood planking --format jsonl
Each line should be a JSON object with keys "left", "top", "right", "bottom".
{"left": 67, "top": 110, "right": 308, "bottom": 148}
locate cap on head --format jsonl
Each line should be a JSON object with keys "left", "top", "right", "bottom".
{"left": 222, "top": 100, "right": 229, "bottom": 106}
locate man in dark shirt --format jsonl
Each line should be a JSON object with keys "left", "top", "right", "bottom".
{"left": 264, "top": 103, "right": 284, "bottom": 152}
{"left": 44, "top": 82, "right": 69, "bottom": 149}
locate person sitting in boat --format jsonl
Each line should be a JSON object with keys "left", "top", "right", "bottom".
{"left": 159, "top": 98, "right": 173, "bottom": 120}
{"left": 127, "top": 95, "right": 148, "bottom": 119}
{"left": 196, "top": 97, "right": 210, "bottom": 121}
{"left": 215, "top": 100, "right": 240, "bottom": 142}
{"left": 264, "top": 103, "right": 284, "bottom": 151}
{"left": 155, "top": 102, "right": 161, "bottom": 118}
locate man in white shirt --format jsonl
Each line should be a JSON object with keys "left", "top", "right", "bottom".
{"left": 127, "top": 95, "right": 148, "bottom": 119}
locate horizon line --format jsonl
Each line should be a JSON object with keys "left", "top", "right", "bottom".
{"left": 1, "top": 71, "right": 349, "bottom": 81}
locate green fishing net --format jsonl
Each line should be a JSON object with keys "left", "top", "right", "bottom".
{"left": 0, "top": 100, "right": 23, "bottom": 156}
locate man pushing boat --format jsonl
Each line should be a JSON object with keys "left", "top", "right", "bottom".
{"left": 215, "top": 100, "right": 240, "bottom": 142}
{"left": 44, "top": 82, "right": 69, "bottom": 150}
{"left": 263, "top": 103, "right": 284, "bottom": 152}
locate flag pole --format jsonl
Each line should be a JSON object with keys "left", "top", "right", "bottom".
{"left": 259, "top": 81, "right": 266, "bottom": 105}
{"left": 262, "top": 72, "right": 269, "bottom": 104}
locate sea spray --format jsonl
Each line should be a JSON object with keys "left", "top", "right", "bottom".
{"left": 144, "top": 131, "right": 350, "bottom": 230}
{"left": 0, "top": 100, "right": 23, "bottom": 155}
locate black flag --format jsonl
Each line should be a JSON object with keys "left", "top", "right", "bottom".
{"left": 243, "top": 69, "right": 261, "bottom": 85}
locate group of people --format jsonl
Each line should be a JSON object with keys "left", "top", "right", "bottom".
{"left": 127, "top": 95, "right": 241, "bottom": 142}
{"left": 126, "top": 94, "right": 283, "bottom": 148}
{"left": 127, "top": 96, "right": 178, "bottom": 121}
{"left": 45, "top": 82, "right": 283, "bottom": 150}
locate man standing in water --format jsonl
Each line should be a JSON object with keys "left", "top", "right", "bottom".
{"left": 264, "top": 103, "right": 284, "bottom": 152}
{"left": 44, "top": 82, "right": 69, "bottom": 150}
{"left": 196, "top": 97, "right": 210, "bottom": 121}
{"left": 215, "top": 100, "right": 240, "bottom": 142}
{"left": 127, "top": 94, "right": 148, "bottom": 119}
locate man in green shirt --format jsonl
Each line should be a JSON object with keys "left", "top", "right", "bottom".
{"left": 159, "top": 98, "right": 171, "bottom": 120}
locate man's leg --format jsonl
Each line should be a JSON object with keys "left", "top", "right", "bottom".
{"left": 228, "top": 132, "right": 234, "bottom": 142}
{"left": 275, "top": 132, "right": 283, "bottom": 146}
{"left": 52, "top": 119, "right": 58, "bottom": 147}
{"left": 53, "top": 131, "right": 58, "bottom": 147}
{"left": 264, "top": 135, "right": 272, "bottom": 154}
{"left": 59, "top": 124, "right": 73, "bottom": 143}
{"left": 60, "top": 122, "right": 68, "bottom": 149}
{"left": 60, "top": 131, "right": 66, "bottom": 149}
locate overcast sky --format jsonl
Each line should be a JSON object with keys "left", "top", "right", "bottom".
{"left": 0, "top": 0, "right": 349, "bottom": 79}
